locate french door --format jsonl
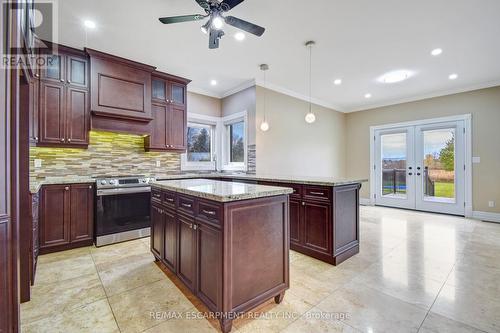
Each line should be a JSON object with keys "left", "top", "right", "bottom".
{"left": 374, "top": 120, "right": 465, "bottom": 215}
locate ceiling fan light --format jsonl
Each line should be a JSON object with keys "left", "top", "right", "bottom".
{"left": 305, "top": 112, "right": 316, "bottom": 124}
{"left": 212, "top": 16, "right": 224, "bottom": 30}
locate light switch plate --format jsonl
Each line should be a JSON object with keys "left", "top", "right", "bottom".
{"left": 156, "top": 160, "right": 161, "bottom": 167}
{"left": 472, "top": 156, "right": 481, "bottom": 164}
{"left": 34, "top": 159, "right": 42, "bottom": 168}
{"left": 489, "top": 201, "right": 495, "bottom": 208}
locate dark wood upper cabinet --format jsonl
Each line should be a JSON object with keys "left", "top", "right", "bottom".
{"left": 145, "top": 71, "right": 190, "bottom": 152}
{"left": 39, "top": 184, "right": 94, "bottom": 254}
{"left": 37, "top": 45, "right": 90, "bottom": 148}
{"left": 86, "top": 48, "right": 155, "bottom": 122}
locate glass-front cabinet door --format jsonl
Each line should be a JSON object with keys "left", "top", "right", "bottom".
{"left": 152, "top": 78, "right": 167, "bottom": 102}
{"left": 41, "top": 54, "right": 64, "bottom": 83}
{"left": 169, "top": 82, "right": 186, "bottom": 106}
{"left": 66, "top": 56, "right": 88, "bottom": 88}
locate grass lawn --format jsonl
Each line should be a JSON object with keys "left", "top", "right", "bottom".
{"left": 434, "top": 182, "right": 455, "bottom": 198}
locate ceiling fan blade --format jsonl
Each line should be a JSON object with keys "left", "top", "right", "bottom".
{"left": 159, "top": 14, "right": 205, "bottom": 24}
{"left": 225, "top": 16, "right": 265, "bottom": 36}
{"left": 220, "top": 0, "right": 245, "bottom": 10}
{"left": 194, "top": 0, "right": 210, "bottom": 10}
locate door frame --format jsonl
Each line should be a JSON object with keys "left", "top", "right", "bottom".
{"left": 369, "top": 114, "right": 472, "bottom": 217}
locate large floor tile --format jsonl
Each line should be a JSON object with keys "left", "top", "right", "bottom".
{"left": 97, "top": 252, "right": 165, "bottom": 297}
{"left": 419, "top": 312, "right": 485, "bottom": 333}
{"left": 21, "top": 299, "right": 119, "bottom": 333}
{"left": 21, "top": 272, "right": 106, "bottom": 324}
{"left": 90, "top": 238, "right": 150, "bottom": 266}
{"left": 108, "top": 279, "right": 194, "bottom": 333}
{"left": 317, "top": 282, "right": 428, "bottom": 333}
{"left": 35, "top": 254, "right": 97, "bottom": 285}
{"left": 431, "top": 283, "right": 500, "bottom": 332}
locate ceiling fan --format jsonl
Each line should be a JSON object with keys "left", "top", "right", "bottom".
{"left": 159, "top": 0, "right": 265, "bottom": 49}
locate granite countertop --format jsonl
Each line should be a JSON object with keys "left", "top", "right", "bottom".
{"left": 30, "top": 172, "right": 368, "bottom": 194}
{"left": 152, "top": 179, "right": 294, "bottom": 203}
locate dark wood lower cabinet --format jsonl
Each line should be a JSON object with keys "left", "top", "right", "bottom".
{"left": 39, "top": 184, "right": 94, "bottom": 254}
{"left": 289, "top": 198, "right": 301, "bottom": 245}
{"left": 151, "top": 190, "right": 289, "bottom": 333}
{"left": 302, "top": 200, "right": 331, "bottom": 255}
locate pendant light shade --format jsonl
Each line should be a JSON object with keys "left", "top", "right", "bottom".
{"left": 305, "top": 41, "right": 316, "bottom": 124}
{"left": 260, "top": 64, "right": 270, "bottom": 132}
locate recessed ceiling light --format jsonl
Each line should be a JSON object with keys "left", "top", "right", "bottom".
{"left": 333, "top": 79, "right": 342, "bottom": 85}
{"left": 448, "top": 73, "right": 458, "bottom": 80}
{"left": 365, "top": 93, "right": 372, "bottom": 99}
{"left": 210, "top": 79, "right": 217, "bottom": 86}
{"left": 234, "top": 32, "right": 245, "bottom": 41}
{"left": 377, "top": 70, "right": 414, "bottom": 84}
{"left": 431, "top": 48, "right": 443, "bottom": 56}
{"left": 83, "top": 20, "right": 96, "bottom": 29}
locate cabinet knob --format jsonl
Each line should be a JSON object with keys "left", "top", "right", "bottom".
{"left": 60, "top": 79, "right": 64, "bottom": 82}
{"left": 34, "top": 136, "right": 38, "bottom": 142}
{"left": 302, "top": 202, "right": 305, "bottom": 206}
{"left": 88, "top": 185, "right": 92, "bottom": 189}
{"left": 193, "top": 224, "right": 198, "bottom": 230}
{"left": 60, "top": 138, "right": 65, "bottom": 142}
{"left": 64, "top": 186, "right": 69, "bottom": 191}
{"left": 67, "top": 138, "right": 71, "bottom": 142}
{"left": 67, "top": 80, "right": 71, "bottom": 84}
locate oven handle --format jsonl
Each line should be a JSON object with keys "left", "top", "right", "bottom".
{"left": 96, "top": 187, "right": 151, "bottom": 196}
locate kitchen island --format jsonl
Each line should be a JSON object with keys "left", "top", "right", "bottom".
{"left": 150, "top": 179, "right": 293, "bottom": 333}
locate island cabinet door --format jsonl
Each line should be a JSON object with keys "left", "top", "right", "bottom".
{"left": 196, "top": 222, "right": 222, "bottom": 311}
{"left": 163, "top": 208, "right": 177, "bottom": 272}
{"left": 289, "top": 199, "right": 301, "bottom": 245}
{"left": 151, "top": 205, "right": 164, "bottom": 259}
{"left": 302, "top": 201, "right": 331, "bottom": 255}
{"left": 177, "top": 214, "right": 196, "bottom": 291}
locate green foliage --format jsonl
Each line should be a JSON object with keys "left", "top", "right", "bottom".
{"left": 439, "top": 135, "right": 455, "bottom": 171}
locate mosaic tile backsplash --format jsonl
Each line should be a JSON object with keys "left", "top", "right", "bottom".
{"left": 30, "top": 131, "right": 181, "bottom": 180}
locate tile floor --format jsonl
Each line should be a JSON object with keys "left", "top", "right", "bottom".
{"left": 21, "top": 206, "right": 500, "bottom": 332}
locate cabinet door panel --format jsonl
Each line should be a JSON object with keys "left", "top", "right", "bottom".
{"left": 169, "top": 83, "right": 186, "bottom": 106}
{"left": 168, "top": 106, "right": 186, "bottom": 150}
{"left": 66, "top": 87, "right": 88, "bottom": 145}
{"left": 67, "top": 55, "right": 88, "bottom": 88}
{"left": 41, "top": 54, "right": 64, "bottom": 82}
{"left": 39, "top": 82, "right": 65, "bottom": 144}
{"left": 177, "top": 214, "right": 196, "bottom": 291}
{"left": 151, "top": 205, "right": 164, "bottom": 259}
{"left": 303, "top": 201, "right": 331, "bottom": 254}
{"left": 196, "top": 222, "right": 221, "bottom": 311}
{"left": 289, "top": 199, "right": 301, "bottom": 245}
{"left": 148, "top": 103, "right": 167, "bottom": 149}
{"left": 40, "top": 185, "right": 70, "bottom": 248}
{"left": 163, "top": 209, "right": 177, "bottom": 272}
{"left": 152, "top": 78, "right": 166, "bottom": 102}
{"left": 70, "top": 184, "right": 94, "bottom": 242}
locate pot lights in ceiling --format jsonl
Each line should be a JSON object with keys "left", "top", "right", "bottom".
{"left": 449, "top": 73, "right": 458, "bottom": 80}
{"left": 83, "top": 20, "right": 96, "bottom": 29}
{"left": 378, "top": 70, "right": 414, "bottom": 84}
{"left": 210, "top": 79, "right": 217, "bottom": 86}
{"left": 234, "top": 32, "right": 245, "bottom": 41}
{"left": 365, "top": 93, "right": 372, "bottom": 99}
{"left": 333, "top": 79, "right": 342, "bottom": 85}
{"left": 431, "top": 48, "right": 443, "bottom": 56}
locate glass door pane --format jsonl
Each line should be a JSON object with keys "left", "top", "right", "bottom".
{"left": 422, "top": 128, "right": 456, "bottom": 203}
{"left": 381, "top": 133, "right": 408, "bottom": 199}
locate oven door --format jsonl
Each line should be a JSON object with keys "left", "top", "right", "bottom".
{"left": 95, "top": 187, "right": 151, "bottom": 238}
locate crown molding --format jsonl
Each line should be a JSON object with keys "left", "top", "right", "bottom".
{"left": 187, "top": 85, "right": 222, "bottom": 99}
{"left": 347, "top": 79, "right": 500, "bottom": 113}
{"left": 221, "top": 79, "right": 256, "bottom": 98}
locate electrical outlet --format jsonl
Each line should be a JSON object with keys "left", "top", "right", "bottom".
{"left": 488, "top": 201, "right": 495, "bottom": 208}
{"left": 156, "top": 160, "right": 161, "bottom": 167}
{"left": 473, "top": 156, "right": 481, "bottom": 164}
{"left": 34, "top": 159, "right": 42, "bottom": 168}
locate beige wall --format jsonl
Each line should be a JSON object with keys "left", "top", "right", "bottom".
{"left": 346, "top": 86, "right": 500, "bottom": 213}
{"left": 221, "top": 86, "right": 256, "bottom": 145}
{"left": 255, "top": 86, "right": 346, "bottom": 178}
{"left": 187, "top": 92, "right": 221, "bottom": 117}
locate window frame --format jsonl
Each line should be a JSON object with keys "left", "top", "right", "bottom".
{"left": 181, "top": 114, "right": 218, "bottom": 171}
{"left": 221, "top": 111, "right": 248, "bottom": 171}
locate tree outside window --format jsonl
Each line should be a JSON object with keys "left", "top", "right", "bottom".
{"left": 187, "top": 124, "right": 212, "bottom": 162}
{"left": 229, "top": 121, "right": 244, "bottom": 163}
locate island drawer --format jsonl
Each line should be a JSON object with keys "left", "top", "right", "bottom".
{"left": 178, "top": 195, "right": 195, "bottom": 215}
{"left": 197, "top": 200, "right": 222, "bottom": 223}
{"left": 303, "top": 185, "right": 331, "bottom": 201}
{"left": 162, "top": 191, "right": 176, "bottom": 207}
{"left": 151, "top": 190, "right": 162, "bottom": 203}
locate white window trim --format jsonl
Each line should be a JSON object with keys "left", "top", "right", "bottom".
{"left": 181, "top": 113, "right": 219, "bottom": 171}
{"left": 221, "top": 111, "right": 248, "bottom": 172}
{"left": 181, "top": 111, "right": 248, "bottom": 172}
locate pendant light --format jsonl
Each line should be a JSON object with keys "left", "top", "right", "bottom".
{"left": 304, "top": 41, "right": 316, "bottom": 124}
{"left": 259, "top": 64, "right": 270, "bottom": 132}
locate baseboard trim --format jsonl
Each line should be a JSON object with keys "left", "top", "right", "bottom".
{"left": 472, "top": 211, "right": 500, "bottom": 223}
{"left": 359, "top": 198, "right": 372, "bottom": 206}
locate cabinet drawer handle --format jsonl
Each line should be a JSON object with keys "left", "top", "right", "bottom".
{"left": 182, "top": 203, "right": 192, "bottom": 208}
{"left": 165, "top": 198, "right": 174, "bottom": 202}
{"left": 153, "top": 193, "right": 161, "bottom": 198}
{"left": 202, "top": 209, "right": 216, "bottom": 216}
{"left": 310, "top": 191, "right": 324, "bottom": 196}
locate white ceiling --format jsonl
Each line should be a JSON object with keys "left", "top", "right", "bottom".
{"left": 57, "top": 0, "right": 500, "bottom": 112}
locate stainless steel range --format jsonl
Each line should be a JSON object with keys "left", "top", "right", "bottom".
{"left": 95, "top": 175, "right": 155, "bottom": 246}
